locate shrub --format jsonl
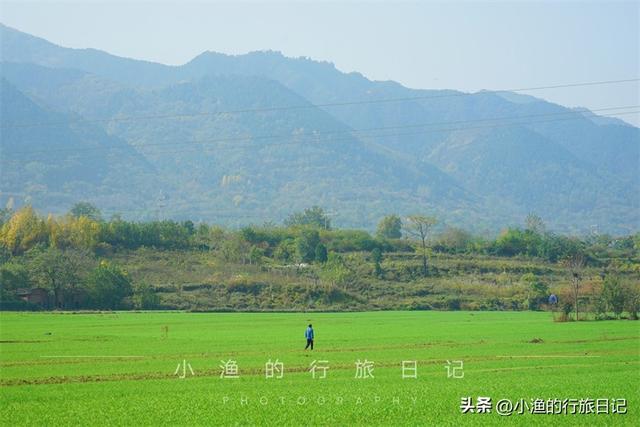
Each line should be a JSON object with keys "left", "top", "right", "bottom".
{"left": 87, "top": 261, "right": 132, "bottom": 309}
{"left": 446, "top": 297, "right": 461, "bottom": 310}
{"left": 132, "top": 282, "right": 161, "bottom": 309}
{"left": 226, "top": 277, "right": 265, "bottom": 295}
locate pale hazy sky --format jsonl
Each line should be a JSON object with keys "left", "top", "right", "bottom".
{"left": 1, "top": 0, "right": 639, "bottom": 125}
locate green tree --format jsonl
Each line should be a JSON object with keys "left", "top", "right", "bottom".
{"left": 132, "top": 282, "right": 160, "bottom": 310}
{"left": 521, "top": 273, "right": 548, "bottom": 310}
{"left": 315, "top": 243, "right": 328, "bottom": 263}
{"left": 29, "top": 248, "right": 90, "bottom": 309}
{"left": 434, "top": 227, "right": 474, "bottom": 253}
{"left": 319, "top": 252, "right": 353, "bottom": 287}
{"left": 602, "top": 276, "right": 626, "bottom": 318}
{"left": 494, "top": 228, "right": 528, "bottom": 256}
{"left": 562, "top": 301, "right": 574, "bottom": 319}
{"left": 249, "top": 246, "right": 265, "bottom": 265}
{"left": 371, "top": 247, "right": 383, "bottom": 277}
{"left": 296, "top": 229, "right": 321, "bottom": 263}
{"left": 87, "top": 261, "right": 132, "bottom": 309}
{"left": 405, "top": 215, "right": 437, "bottom": 277}
{"left": 376, "top": 215, "right": 402, "bottom": 239}
{"left": 623, "top": 283, "right": 640, "bottom": 320}
{"left": 285, "top": 206, "right": 332, "bottom": 229}
{"left": 193, "top": 223, "right": 212, "bottom": 250}
{"left": 274, "top": 238, "right": 297, "bottom": 263}
{"left": 69, "top": 202, "right": 102, "bottom": 221}
{"left": 0, "top": 263, "right": 30, "bottom": 301}
{"left": 218, "top": 233, "right": 250, "bottom": 264}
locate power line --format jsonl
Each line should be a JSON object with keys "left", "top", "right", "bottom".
{"left": 136, "top": 110, "right": 639, "bottom": 157}
{"left": 2, "top": 78, "right": 638, "bottom": 129}
{"left": 7, "top": 105, "right": 638, "bottom": 157}
{"left": 6, "top": 110, "right": 638, "bottom": 161}
{"left": 5, "top": 108, "right": 636, "bottom": 219}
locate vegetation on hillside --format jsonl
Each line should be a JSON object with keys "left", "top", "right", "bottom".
{"left": 1, "top": 204, "right": 638, "bottom": 317}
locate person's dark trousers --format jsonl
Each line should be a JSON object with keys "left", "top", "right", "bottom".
{"left": 305, "top": 339, "right": 314, "bottom": 350}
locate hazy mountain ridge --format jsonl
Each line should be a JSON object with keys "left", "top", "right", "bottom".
{"left": 1, "top": 63, "right": 473, "bottom": 227}
{"left": 0, "top": 24, "right": 637, "bottom": 232}
{"left": 0, "top": 79, "right": 156, "bottom": 211}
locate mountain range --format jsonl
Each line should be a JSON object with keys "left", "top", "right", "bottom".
{"left": 1, "top": 24, "right": 638, "bottom": 233}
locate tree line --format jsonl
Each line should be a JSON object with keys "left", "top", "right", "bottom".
{"left": 0, "top": 204, "right": 638, "bottom": 314}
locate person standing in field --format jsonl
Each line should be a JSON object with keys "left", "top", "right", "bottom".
{"left": 304, "top": 324, "right": 314, "bottom": 350}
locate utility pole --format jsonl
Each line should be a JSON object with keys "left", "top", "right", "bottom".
{"left": 566, "top": 253, "right": 585, "bottom": 321}
{"left": 156, "top": 192, "right": 166, "bottom": 221}
{"left": 324, "top": 211, "right": 337, "bottom": 230}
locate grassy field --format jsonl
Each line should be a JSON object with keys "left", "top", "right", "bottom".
{"left": 1, "top": 311, "right": 638, "bottom": 425}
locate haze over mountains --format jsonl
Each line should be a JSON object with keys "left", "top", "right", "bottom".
{"left": 1, "top": 24, "right": 638, "bottom": 233}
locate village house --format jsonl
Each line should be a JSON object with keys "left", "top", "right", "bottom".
{"left": 15, "top": 288, "right": 52, "bottom": 308}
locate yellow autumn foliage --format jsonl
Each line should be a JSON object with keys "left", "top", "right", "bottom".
{"left": 47, "top": 214, "right": 100, "bottom": 250}
{"left": 0, "top": 206, "right": 47, "bottom": 254}
{"left": 0, "top": 207, "right": 100, "bottom": 254}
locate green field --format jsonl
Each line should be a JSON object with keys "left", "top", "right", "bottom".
{"left": 1, "top": 311, "right": 638, "bottom": 425}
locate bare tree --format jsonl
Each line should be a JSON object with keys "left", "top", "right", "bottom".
{"left": 525, "top": 213, "right": 546, "bottom": 234}
{"left": 565, "top": 253, "right": 586, "bottom": 321}
{"left": 404, "top": 216, "right": 437, "bottom": 277}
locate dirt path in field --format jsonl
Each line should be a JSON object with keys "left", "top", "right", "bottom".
{"left": 2, "top": 357, "right": 638, "bottom": 387}
{"left": 2, "top": 333, "right": 638, "bottom": 387}
{"left": 1, "top": 334, "right": 637, "bottom": 369}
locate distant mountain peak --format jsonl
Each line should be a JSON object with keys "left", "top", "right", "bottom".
{"left": 1, "top": 25, "right": 637, "bottom": 232}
